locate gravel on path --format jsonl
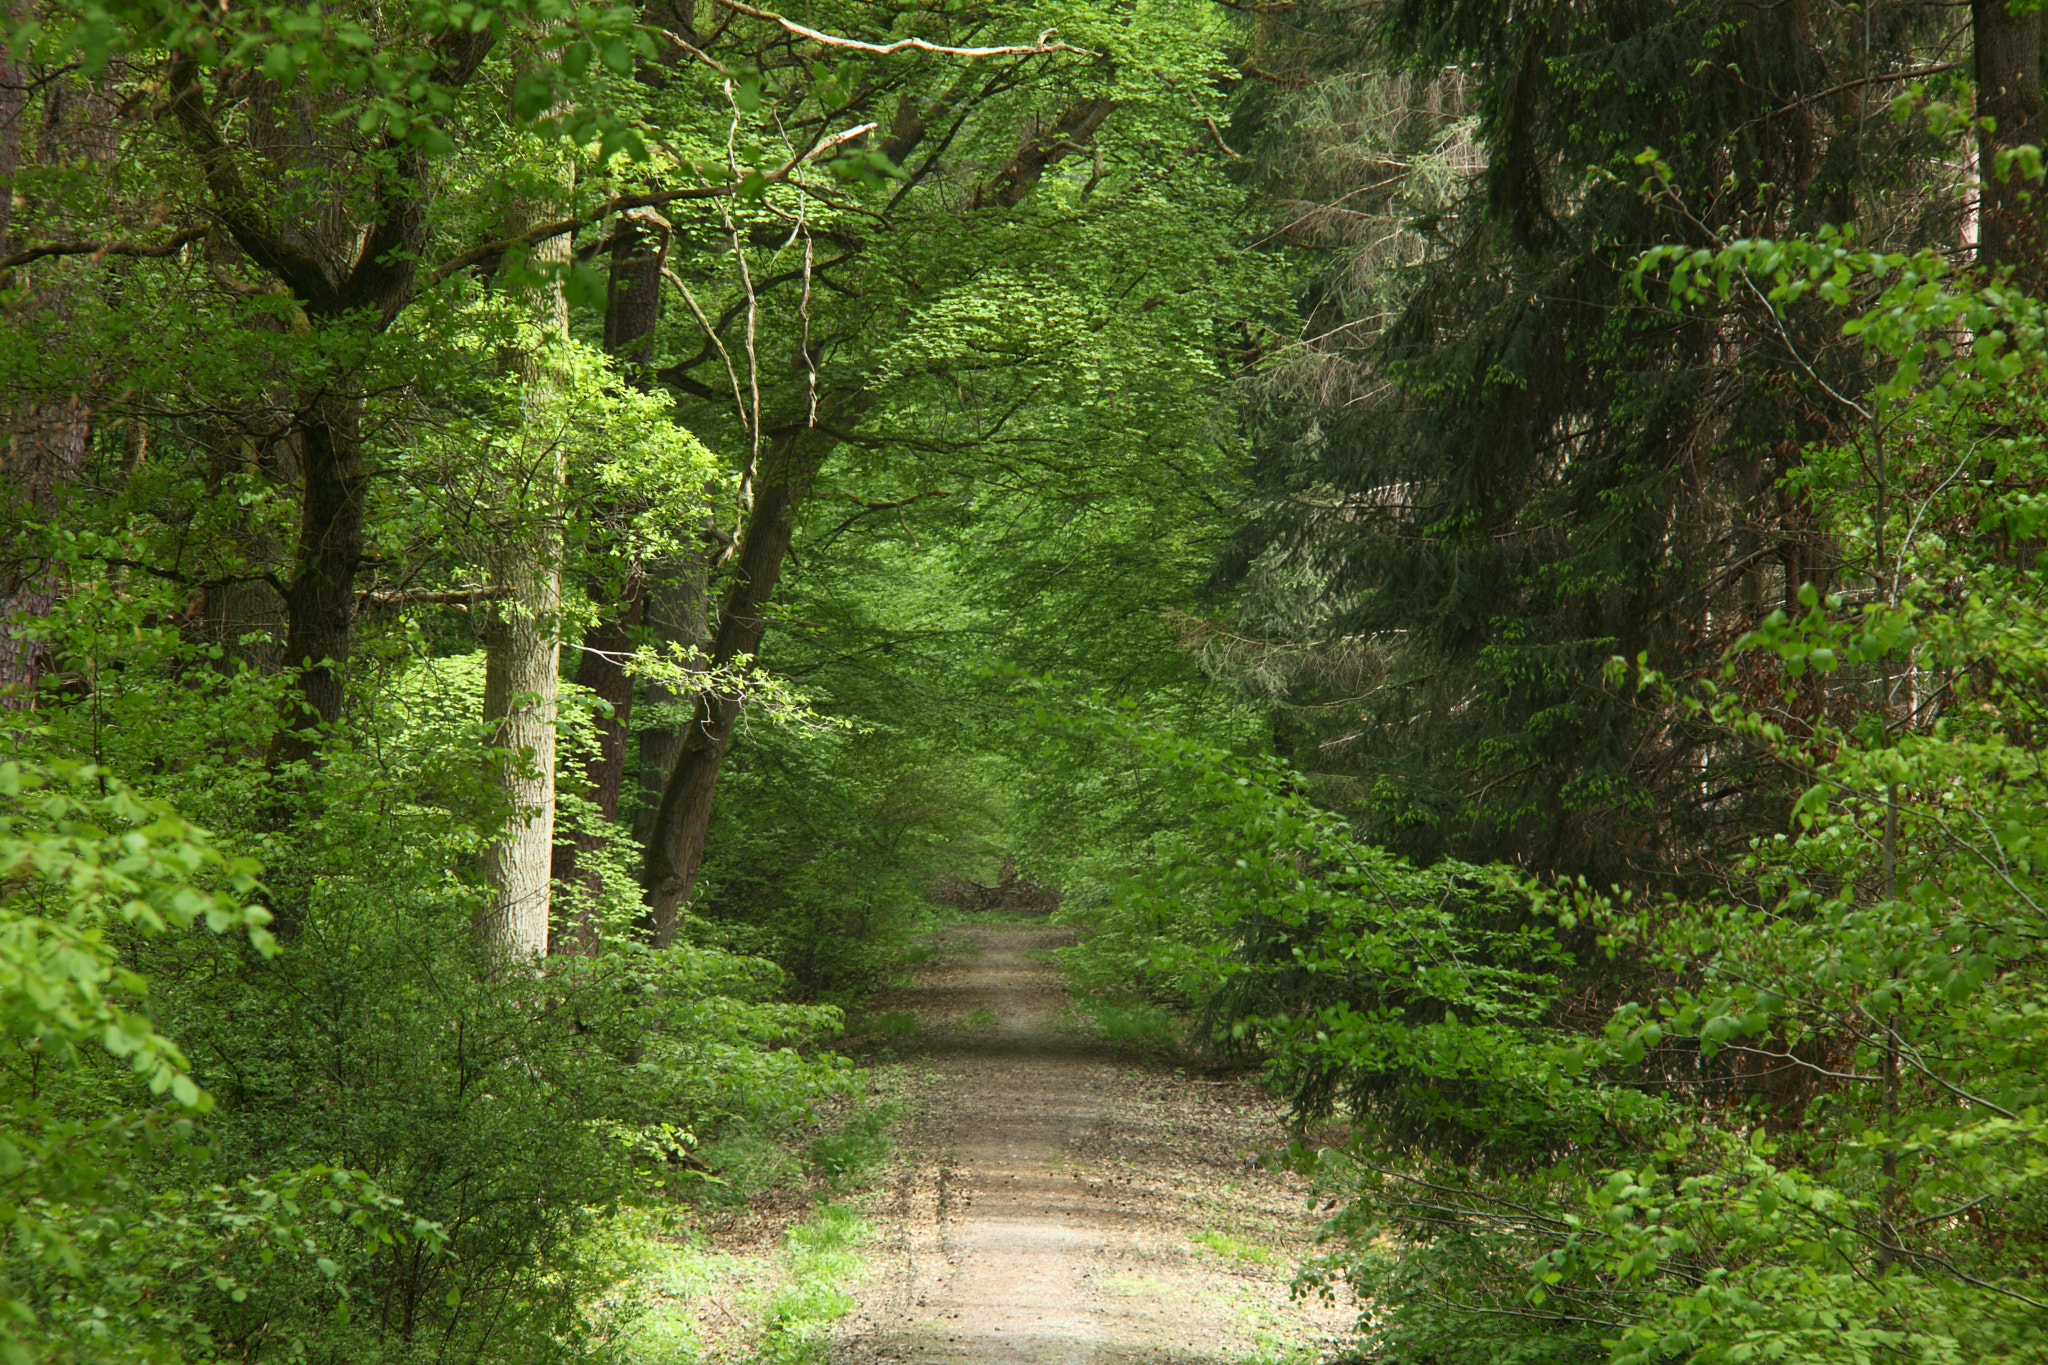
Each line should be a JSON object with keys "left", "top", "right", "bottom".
{"left": 833, "top": 917, "right": 1354, "bottom": 1365}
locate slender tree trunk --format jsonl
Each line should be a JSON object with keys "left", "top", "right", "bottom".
{"left": 639, "top": 417, "right": 844, "bottom": 946}
{"left": 474, "top": 189, "right": 571, "bottom": 969}
{"left": 0, "top": 33, "right": 29, "bottom": 708}
{"left": 1974, "top": 0, "right": 2043, "bottom": 281}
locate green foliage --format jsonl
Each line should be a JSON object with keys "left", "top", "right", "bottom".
{"left": 1025, "top": 681, "right": 1611, "bottom": 1157}
{"left": 1069, "top": 994, "right": 1182, "bottom": 1054}
{"left": 0, "top": 577, "right": 855, "bottom": 1363}
{"left": 1289, "top": 205, "right": 2048, "bottom": 1365}
{"left": 0, "top": 759, "right": 442, "bottom": 1365}
{"left": 692, "top": 720, "right": 1002, "bottom": 995}
{"left": 754, "top": 1204, "right": 869, "bottom": 1365}
{"left": 1214, "top": 0, "right": 1962, "bottom": 877}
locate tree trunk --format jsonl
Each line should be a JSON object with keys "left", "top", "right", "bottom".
{"left": 638, "top": 418, "right": 843, "bottom": 946}
{"left": 0, "top": 402, "right": 90, "bottom": 708}
{"left": 267, "top": 397, "right": 368, "bottom": 766}
{"left": 474, "top": 190, "right": 571, "bottom": 969}
{"left": 476, "top": 526, "right": 564, "bottom": 966}
{"left": 603, "top": 208, "right": 670, "bottom": 385}
{"left": 550, "top": 209, "right": 672, "bottom": 953}
{"left": 631, "top": 564, "right": 711, "bottom": 846}
{"left": 550, "top": 587, "right": 642, "bottom": 955}
{"left": 1974, "top": 0, "right": 2043, "bottom": 281}
{"left": 0, "top": 66, "right": 116, "bottom": 709}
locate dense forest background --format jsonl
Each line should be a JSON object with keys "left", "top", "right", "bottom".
{"left": 2, "top": 0, "right": 2046, "bottom": 1361}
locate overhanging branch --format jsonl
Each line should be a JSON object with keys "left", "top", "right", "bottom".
{"left": 710, "top": 0, "right": 1100, "bottom": 58}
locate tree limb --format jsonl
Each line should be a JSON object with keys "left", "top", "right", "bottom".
{"left": 710, "top": 0, "right": 1100, "bottom": 58}
{"left": 0, "top": 226, "right": 208, "bottom": 273}
{"left": 361, "top": 585, "right": 512, "bottom": 606}
{"left": 161, "top": 58, "right": 337, "bottom": 304}
{"left": 973, "top": 97, "right": 1118, "bottom": 207}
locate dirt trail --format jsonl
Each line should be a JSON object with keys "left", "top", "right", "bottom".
{"left": 834, "top": 918, "right": 1352, "bottom": 1365}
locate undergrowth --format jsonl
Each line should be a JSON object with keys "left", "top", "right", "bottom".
{"left": 607, "top": 1092, "right": 898, "bottom": 1364}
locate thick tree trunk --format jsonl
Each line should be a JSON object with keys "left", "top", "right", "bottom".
{"left": 473, "top": 188, "right": 571, "bottom": 969}
{"left": 476, "top": 527, "right": 565, "bottom": 965}
{"left": 267, "top": 397, "right": 368, "bottom": 766}
{"left": 603, "top": 208, "right": 670, "bottom": 384}
{"left": 1974, "top": 0, "right": 2044, "bottom": 281}
{"left": 550, "top": 209, "right": 672, "bottom": 953}
{"left": 638, "top": 420, "right": 840, "bottom": 946}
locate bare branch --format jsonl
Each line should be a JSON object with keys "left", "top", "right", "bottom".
{"left": 841, "top": 490, "right": 952, "bottom": 510}
{"left": 662, "top": 266, "right": 751, "bottom": 442}
{"left": 710, "top": 1, "right": 1100, "bottom": 58}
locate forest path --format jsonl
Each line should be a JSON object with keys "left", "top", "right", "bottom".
{"left": 833, "top": 915, "right": 1351, "bottom": 1365}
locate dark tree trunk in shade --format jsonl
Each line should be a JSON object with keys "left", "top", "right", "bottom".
{"left": 0, "top": 403, "right": 90, "bottom": 707}
{"left": 0, "top": 68, "right": 123, "bottom": 708}
{"left": 550, "top": 209, "right": 672, "bottom": 952}
{"left": 266, "top": 396, "right": 369, "bottom": 768}
{"left": 638, "top": 416, "right": 848, "bottom": 947}
{"left": 631, "top": 564, "right": 711, "bottom": 847}
{"left": 156, "top": 31, "right": 498, "bottom": 771}
{"left": 1974, "top": 0, "right": 2044, "bottom": 281}
{"left": 603, "top": 208, "right": 670, "bottom": 384}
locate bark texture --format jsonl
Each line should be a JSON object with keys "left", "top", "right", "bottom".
{"left": 638, "top": 419, "right": 843, "bottom": 946}
{"left": 0, "top": 66, "right": 113, "bottom": 707}
{"left": 550, "top": 208, "right": 672, "bottom": 953}
{"left": 268, "top": 398, "right": 367, "bottom": 765}
{"left": 1973, "top": 0, "right": 2043, "bottom": 280}
{"left": 474, "top": 183, "right": 571, "bottom": 969}
{"left": 476, "top": 531, "right": 565, "bottom": 966}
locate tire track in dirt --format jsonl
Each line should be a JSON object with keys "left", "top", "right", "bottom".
{"left": 834, "top": 917, "right": 1352, "bottom": 1365}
